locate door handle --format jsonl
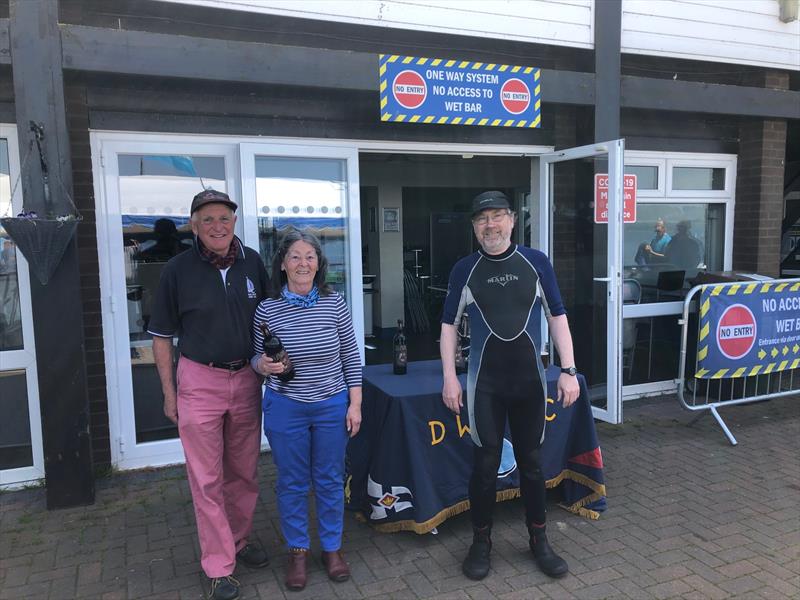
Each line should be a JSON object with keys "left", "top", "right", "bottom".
{"left": 593, "top": 277, "right": 611, "bottom": 283}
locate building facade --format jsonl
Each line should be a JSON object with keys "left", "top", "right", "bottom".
{"left": 0, "top": 0, "right": 797, "bottom": 502}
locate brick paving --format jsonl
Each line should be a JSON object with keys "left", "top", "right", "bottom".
{"left": 1, "top": 394, "right": 798, "bottom": 599}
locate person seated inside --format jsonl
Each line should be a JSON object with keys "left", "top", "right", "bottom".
{"left": 634, "top": 218, "right": 671, "bottom": 266}
{"left": 665, "top": 219, "right": 704, "bottom": 275}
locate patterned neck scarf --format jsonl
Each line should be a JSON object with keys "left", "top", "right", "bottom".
{"left": 282, "top": 285, "right": 319, "bottom": 308}
{"left": 198, "top": 236, "right": 240, "bottom": 270}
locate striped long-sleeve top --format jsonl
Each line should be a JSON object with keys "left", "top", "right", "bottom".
{"left": 251, "top": 291, "right": 362, "bottom": 402}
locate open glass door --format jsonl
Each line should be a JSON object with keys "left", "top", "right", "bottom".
{"left": 538, "top": 140, "right": 624, "bottom": 424}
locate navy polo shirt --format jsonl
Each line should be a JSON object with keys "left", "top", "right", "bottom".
{"left": 148, "top": 238, "right": 269, "bottom": 365}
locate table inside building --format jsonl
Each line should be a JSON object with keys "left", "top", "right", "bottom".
{"left": 346, "top": 360, "right": 606, "bottom": 534}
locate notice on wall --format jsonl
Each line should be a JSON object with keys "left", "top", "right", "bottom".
{"left": 695, "top": 281, "right": 800, "bottom": 378}
{"left": 379, "top": 54, "right": 541, "bottom": 128}
{"left": 594, "top": 174, "right": 637, "bottom": 224}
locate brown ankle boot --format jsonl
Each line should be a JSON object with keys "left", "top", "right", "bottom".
{"left": 285, "top": 548, "right": 308, "bottom": 591}
{"left": 321, "top": 549, "right": 350, "bottom": 582}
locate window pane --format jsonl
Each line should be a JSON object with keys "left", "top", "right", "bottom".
{"left": 0, "top": 369, "right": 33, "bottom": 469}
{"left": 622, "top": 315, "right": 680, "bottom": 385}
{"left": 672, "top": 167, "right": 725, "bottom": 190}
{"left": 624, "top": 204, "right": 726, "bottom": 302}
{"left": 625, "top": 165, "right": 658, "bottom": 190}
{"left": 0, "top": 139, "right": 23, "bottom": 351}
{"left": 255, "top": 156, "right": 349, "bottom": 298}
{"left": 118, "top": 154, "right": 227, "bottom": 443}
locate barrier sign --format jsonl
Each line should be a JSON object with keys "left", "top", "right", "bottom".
{"left": 379, "top": 54, "right": 541, "bottom": 128}
{"left": 594, "top": 174, "right": 637, "bottom": 223}
{"left": 696, "top": 281, "right": 800, "bottom": 378}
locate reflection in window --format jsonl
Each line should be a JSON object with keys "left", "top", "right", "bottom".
{"left": 625, "top": 165, "right": 658, "bottom": 190}
{"left": 672, "top": 167, "right": 725, "bottom": 190}
{"left": 255, "top": 157, "right": 349, "bottom": 298}
{"left": 0, "top": 370, "right": 32, "bottom": 469}
{"left": 621, "top": 315, "right": 681, "bottom": 386}
{"left": 624, "top": 204, "right": 725, "bottom": 302}
{"left": 0, "top": 139, "right": 23, "bottom": 351}
{"left": 118, "top": 154, "right": 227, "bottom": 443}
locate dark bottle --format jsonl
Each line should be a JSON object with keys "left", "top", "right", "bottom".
{"left": 392, "top": 319, "right": 408, "bottom": 375}
{"left": 259, "top": 323, "right": 295, "bottom": 382}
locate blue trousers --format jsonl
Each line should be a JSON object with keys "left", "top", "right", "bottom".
{"left": 263, "top": 388, "right": 349, "bottom": 551}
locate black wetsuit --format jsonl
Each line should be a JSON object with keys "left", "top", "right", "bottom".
{"left": 442, "top": 243, "right": 566, "bottom": 528}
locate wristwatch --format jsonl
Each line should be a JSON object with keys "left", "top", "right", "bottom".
{"left": 560, "top": 366, "right": 577, "bottom": 376}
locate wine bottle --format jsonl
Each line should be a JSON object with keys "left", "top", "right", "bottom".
{"left": 259, "top": 323, "right": 295, "bottom": 382}
{"left": 392, "top": 319, "right": 407, "bottom": 375}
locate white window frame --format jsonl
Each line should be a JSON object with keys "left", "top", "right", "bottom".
{"left": 621, "top": 150, "right": 736, "bottom": 399}
{"left": 623, "top": 156, "right": 664, "bottom": 198}
{"left": 667, "top": 157, "right": 734, "bottom": 199}
{"left": 0, "top": 124, "right": 44, "bottom": 488}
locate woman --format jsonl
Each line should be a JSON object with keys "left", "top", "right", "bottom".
{"left": 251, "top": 227, "right": 362, "bottom": 591}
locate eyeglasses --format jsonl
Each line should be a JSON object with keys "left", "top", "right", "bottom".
{"left": 472, "top": 211, "right": 511, "bottom": 226}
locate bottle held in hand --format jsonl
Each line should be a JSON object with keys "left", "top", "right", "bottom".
{"left": 260, "top": 323, "right": 295, "bottom": 382}
{"left": 393, "top": 319, "right": 407, "bottom": 375}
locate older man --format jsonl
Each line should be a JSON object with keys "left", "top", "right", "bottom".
{"left": 441, "top": 190, "right": 579, "bottom": 581}
{"left": 149, "top": 190, "right": 269, "bottom": 600}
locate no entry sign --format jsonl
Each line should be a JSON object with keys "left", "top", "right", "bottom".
{"left": 696, "top": 281, "right": 800, "bottom": 379}
{"left": 500, "top": 78, "right": 530, "bottom": 114}
{"left": 716, "top": 304, "right": 757, "bottom": 360}
{"left": 393, "top": 70, "right": 427, "bottom": 109}
{"left": 594, "top": 174, "right": 637, "bottom": 224}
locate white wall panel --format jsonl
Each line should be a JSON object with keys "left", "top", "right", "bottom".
{"left": 622, "top": 0, "right": 800, "bottom": 70}
{"left": 156, "top": 0, "right": 595, "bottom": 49}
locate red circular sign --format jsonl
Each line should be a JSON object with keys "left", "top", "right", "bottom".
{"left": 500, "top": 78, "right": 531, "bottom": 115}
{"left": 392, "top": 70, "right": 427, "bottom": 109}
{"left": 716, "top": 304, "right": 757, "bottom": 360}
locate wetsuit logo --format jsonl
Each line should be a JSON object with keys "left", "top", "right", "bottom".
{"left": 487, "top": 273, "right": 519, "bottom": 287}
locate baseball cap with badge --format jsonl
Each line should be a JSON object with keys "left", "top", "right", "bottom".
{"left": 471, "top": 190, "right": 511, "bottom": 218}
{"left": 190, "top": 189, "right": 238, "bottom": 215}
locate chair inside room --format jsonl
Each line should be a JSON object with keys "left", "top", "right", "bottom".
{"left": 655, "top": 269, "right": 685, "bottom": 301}
{"left": 622, "top": 279, "right": 642, "bottom": 381}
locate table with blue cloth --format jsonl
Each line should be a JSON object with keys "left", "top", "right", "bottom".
{"left": 345, "top": 360, "right": 606, "bottom": 534}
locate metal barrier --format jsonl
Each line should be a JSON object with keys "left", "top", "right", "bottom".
{"left": 677, "top": 278, "right": 800, "bottom": 445}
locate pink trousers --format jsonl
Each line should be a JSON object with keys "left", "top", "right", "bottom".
{"left": 177, "top": 357, "right": 263, "bottom": 578}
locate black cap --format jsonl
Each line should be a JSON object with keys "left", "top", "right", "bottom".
{"left": 190, "top": 189, "right": 237, "bottom": 215}
{"left": 471, "top": 191, "right": 511, "bottom": 217}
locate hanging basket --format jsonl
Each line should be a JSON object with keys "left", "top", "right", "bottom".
{"left": 0, "top": 217, "right": 80, "bottom": 285}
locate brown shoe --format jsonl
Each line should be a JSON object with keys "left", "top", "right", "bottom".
{"left": 285, "top": 548, "right": 308, "bottom": 591}
{"left": 321, "top": 550, "right": 350, "bottom": 582}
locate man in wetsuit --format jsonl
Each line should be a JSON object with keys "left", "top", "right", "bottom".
{"left": 440, "top": 190, "right": 579, "bottom": 581}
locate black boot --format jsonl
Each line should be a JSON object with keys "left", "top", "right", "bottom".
{"left": 462, "top": 526, "right": 492, "bottom": 580}
{"left": 529, "top": 526, "right": 568, "bottom": 578}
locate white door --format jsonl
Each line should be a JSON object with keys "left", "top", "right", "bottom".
{"left": 94, "top": 136, "right": 241, "bottom": 469}
{"left": 239, "top": 143, "right": 364, "bottom": 361}
{"left": 0, "top": 125, "right": 44, "bottom": 486}
{"left": 538, "top": 140, "right": 625, "bottom": 424}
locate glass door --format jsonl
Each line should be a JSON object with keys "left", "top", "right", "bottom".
{"left": 95, "top": 136, "right": 240, "bottom": 469}
{"left": 538, "top": 140, "right": 625, "bottom": 424}
{"left": 239, "top": 143, "right": 364, "bottom": 360}
{"left": 0, "top": 125, "right": 44, "bottom": 486}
